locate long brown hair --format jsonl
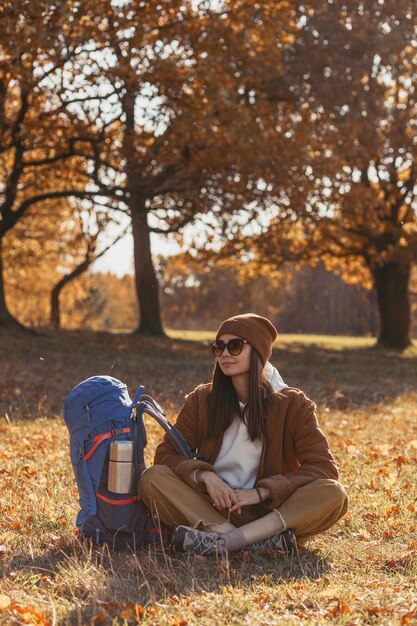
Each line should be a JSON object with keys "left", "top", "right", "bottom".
{"left": 207, "top": 349, "right": 275, "bottom": 441}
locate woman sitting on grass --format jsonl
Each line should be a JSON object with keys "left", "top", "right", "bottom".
{"left": 138, "top": 313, "right": 348, "bottom": 556}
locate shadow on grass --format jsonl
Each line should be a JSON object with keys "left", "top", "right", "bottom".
{"left": 3, "top": 539, "right": 330, "bottom": 625}
{"left": 273, "top": 341, "right": 417, "bottom": 411}
{"left": 79, "top": 546, "right": 330, "bottom": 624}
{"left": 1, "top": 329, "right": 416, "bottom": 420}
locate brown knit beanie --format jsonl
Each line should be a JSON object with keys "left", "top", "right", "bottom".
{"left": 215, "top": 313, "right": 278, "bottom": 366}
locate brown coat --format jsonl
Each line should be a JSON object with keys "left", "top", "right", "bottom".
{"left": 154, "top": 384, "right": 339, "bottom": 509}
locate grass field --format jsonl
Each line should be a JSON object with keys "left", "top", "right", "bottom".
{"left": 0, "top": 328, "right": 416, "bottom": 625}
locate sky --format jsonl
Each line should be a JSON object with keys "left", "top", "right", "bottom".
{"left": 92, "top": 231, "right": 180, "bottom": 276}
{"left": 93, "top": 233, "right": 134, "bottom": 276}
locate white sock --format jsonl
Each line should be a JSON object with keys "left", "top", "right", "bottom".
{"left": 223, "top": 511, "right": 285, "bottom": 552}
{"left": 240, "top": 511, "right": 285, "bottom": 545}
{"left": 223, "top": 528, "right": 246, "bottom": 552}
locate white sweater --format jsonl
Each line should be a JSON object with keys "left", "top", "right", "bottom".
{"left": 213, "top": 405, "right": 262, "bottom": 488}
{"left": 212, "top": 363, "right": 287, "bottom": 489}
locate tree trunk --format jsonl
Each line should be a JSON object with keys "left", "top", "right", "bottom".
{"left": 371, "top": 261, "right": 411, "bottom": 350}
{"left": 0, "top": 237, "right": 25, "bottom": 330}
{"left": 131, "top": 204, "right": 164, "bottom": 335}
{"left": 50, "top": 285, "right": 61, "bottom": 329}
{"left": 121, "top": 82, "right": 164, "bottom": 336}
{"left": 50, "top": 258, "right": 90, "bottom": 329}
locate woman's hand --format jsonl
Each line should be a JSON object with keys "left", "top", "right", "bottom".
{"left": 229, "top": 486, "right": 271, "bottom": 513}
{"left": 198, "top": 471, "right": 239, "bottom": 511}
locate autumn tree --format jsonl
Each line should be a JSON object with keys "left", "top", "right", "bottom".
{"left": 49, "top": 202, "right": 129, "bottom": 329}
{"left": 0, "top": 1, "right": 114, "bottom": 329}
{"left": 62, "top": 0, "right": 300, "bottom": 335}
{"left": 219, "top": 0, "right": 416, "bottom": 350}
{"left": 2, "top": 0, "right": 301, "bottom": 334}
{"left": 294, "top": 0, "right": 417, "bottom": 350}
{"left": 2, "top": 1, "right": 326, "bottom": 335}
{"left": 4, "top": 202, "right": 76, "bottom": 326}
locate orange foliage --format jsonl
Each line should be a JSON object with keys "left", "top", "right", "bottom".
{"left": 1, "top": 0, "right": 415, "bottom": 346}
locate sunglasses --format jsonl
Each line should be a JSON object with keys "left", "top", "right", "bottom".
{"left": 210, "top": 338, "right": 248, "bottom": 357}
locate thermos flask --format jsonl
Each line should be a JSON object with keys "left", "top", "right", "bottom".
{"left": 108, "top": 441, "right": 134, "bottom": 493}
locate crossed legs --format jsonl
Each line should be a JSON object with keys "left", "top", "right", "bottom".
{"left": 138, "top": 465, "right": 348, "bottom": 547}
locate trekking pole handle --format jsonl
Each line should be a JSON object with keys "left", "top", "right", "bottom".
{"left": 132, "top": 385, "right": 145, "bottom": 407}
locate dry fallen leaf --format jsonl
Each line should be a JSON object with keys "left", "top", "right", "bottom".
{"left": 0, "top": 593, "right": 11, "bottom": 611}
{"left": 10, "top": 603, "right": 52, "bottom": 625}
{"left": 325, "top": 599, "right": 351, "bottom": 618}
{"left": 400, "top": 606, "right": 417, "bottom": 625}
{"left": 384, "top": 551, "right": 415, "bottom": 571}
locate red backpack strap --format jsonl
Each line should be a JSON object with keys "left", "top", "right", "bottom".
{"left": 83, "top": 427, "right": 130, "bottom": 461}
{"left": 96, "top": 493, "right": 140, "bottom": 505}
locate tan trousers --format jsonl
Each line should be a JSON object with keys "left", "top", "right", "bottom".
{"left": 138, "top": 465, "right": 348, "bottom": 542}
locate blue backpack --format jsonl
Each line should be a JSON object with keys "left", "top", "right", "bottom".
{"left": 64, "top": 376, "right": 193, "bottom": 549}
